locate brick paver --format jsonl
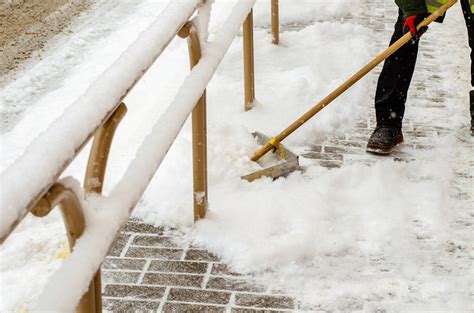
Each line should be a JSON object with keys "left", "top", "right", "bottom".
{"left": 103, "top": 220, "right": 296, "bottom": 312}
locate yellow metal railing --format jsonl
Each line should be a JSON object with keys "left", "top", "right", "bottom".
{"left": 0, "top": 0, "right": 280, "bottom": 311}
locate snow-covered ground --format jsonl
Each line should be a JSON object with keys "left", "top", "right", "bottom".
{"left": 1, "top": 0, "right": 472, "bottom": 311}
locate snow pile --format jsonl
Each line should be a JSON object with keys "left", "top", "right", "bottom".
{"left": 253, "top": 0, "right": 362, "bottom": 26}
{"left": 134, "top": 20, "right": 372, "bottom": 226}
{"left": 192, "top": 157, "right": 451, "bottom": 272}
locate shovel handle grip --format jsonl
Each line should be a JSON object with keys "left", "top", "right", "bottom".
{"left": 251, "top": 0, "right": 457, "bottom": 162}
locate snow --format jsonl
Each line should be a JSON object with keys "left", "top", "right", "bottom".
{"left": 36, "top": 1, "right": 255, "bottom": 310}
{"left": 253, "top": 0, "right": 361, "bottom": 26}
{"left": 0, "top": 210, "right": 65, "bottom": 310}
{"left": 191, "top": 149, "right": 466, "bottom": 309}
{"left": 134, "top": 15, "right": 373, "bottom": 226}
{"left": 1, "top": 0, "right": 472, "bottom": 311}
{"left": 0, "top": 0, "right": 201, "bottom": 240}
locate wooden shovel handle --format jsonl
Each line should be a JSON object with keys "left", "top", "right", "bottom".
{"left": 251, "top": 0, "right": 457, "bottom": 162}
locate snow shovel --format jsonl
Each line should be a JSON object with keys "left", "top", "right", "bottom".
{"left": 245, "top": 0, "right": 457, "bottom": 177}
{"left": 242, "top": 131, "right": 300, "bottom": 182}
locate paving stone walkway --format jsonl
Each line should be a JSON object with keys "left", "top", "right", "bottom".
{"left": 103, "top": 0, "right": 473, "bottom": 311}
{"left": 103, "top": 220, "right": 296, "bottom": 312}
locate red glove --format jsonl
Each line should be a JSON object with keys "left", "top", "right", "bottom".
{"left": 403, "top": 14, "right": 428, "bottom": 40}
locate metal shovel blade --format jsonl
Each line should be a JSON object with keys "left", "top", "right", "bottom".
{"left": 241, "top": 132, "right": 300, "bottom": 182}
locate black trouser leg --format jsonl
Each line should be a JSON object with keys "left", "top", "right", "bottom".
{"left": 460, "top": 0, "right": 474, "bottom": 122}
{"left": 375, "top": 10, "right": 419, "bottom": 129}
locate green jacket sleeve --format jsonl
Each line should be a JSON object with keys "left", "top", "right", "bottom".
{"left": 395, "top": 0, "right": 427, "bottom": 17}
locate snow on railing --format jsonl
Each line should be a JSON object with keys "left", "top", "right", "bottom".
{"left": 36, "top": 1, "right": 255, "bottom": 311}
{"left": 0, "top": 0, "right": 282, "bottom": 310}
{"left": 0, "top": 0, "right": 202, "bottom": 241}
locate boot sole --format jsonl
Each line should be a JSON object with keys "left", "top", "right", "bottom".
{"left": 366, "top": 146, "right": 395, "bottom": 155}
{"left": 366, "top": 134, "right": 404, "bottom": 155}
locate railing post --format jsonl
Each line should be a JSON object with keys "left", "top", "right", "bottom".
{"left": 82, "top": 102, "right": 127, "bottom": 313}
{"left": 271, "top": 0, "right": 279, "bottom": 45}
{"left": 243, "top": 9, "right": 255, "bottom": 111}
{"left": 178, "top": 22, "right": 208, "bottom": 221}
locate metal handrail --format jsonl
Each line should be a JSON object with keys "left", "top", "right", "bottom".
{"left": 1, "top": 0, "right": 280, "bottom": 311}
{"left": 0, "top": 0, "right": 203, "bottom": 242}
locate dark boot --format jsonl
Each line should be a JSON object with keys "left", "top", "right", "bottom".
{"left": 366, "top": 126, "right": 404, "bottom": 155}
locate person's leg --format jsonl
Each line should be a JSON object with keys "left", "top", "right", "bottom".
{"left": 460, "top": 0, "right": 474, "bottom": 132}
{"left": 374, "top": 10, "right": 420, "bottom": 129}
{"left": 368, "top": 10, "right": 419, "bottom": 154}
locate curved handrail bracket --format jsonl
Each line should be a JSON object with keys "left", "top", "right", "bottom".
{"left": 30, "top": 182, "right": 85, "bottom": 249}
{"left": 84, "top": 102, "right": 128, "bottom": 194}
